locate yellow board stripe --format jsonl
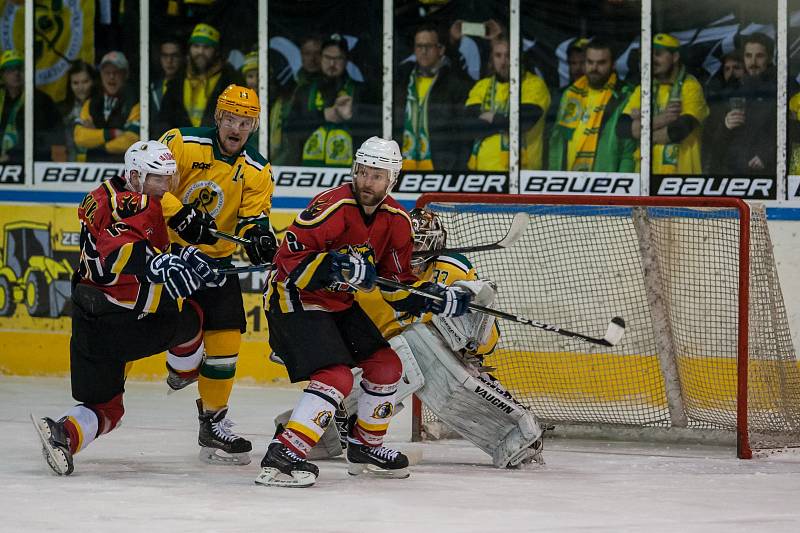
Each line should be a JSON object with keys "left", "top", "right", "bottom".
{"left": 286, "top": 420, "right": 321, "bottom": 442}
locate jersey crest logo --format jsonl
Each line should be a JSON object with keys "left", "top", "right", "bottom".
{"left": 183, "top": 181, "right": 224, "bottom": 218}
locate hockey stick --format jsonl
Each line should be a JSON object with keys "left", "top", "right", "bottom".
{"left": 216, "top": 264, "right": 273, "bottom": 275}
{"left": 411, "top": 212, "right": 529, "bottom": 258}
{"left": 209, "top": 228, "right": 252, "bottom": 246}
{"left": 375, "top": 277, "right": 625, "bottom": 347}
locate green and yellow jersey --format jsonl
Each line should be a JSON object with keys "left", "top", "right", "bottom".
{"left": 356, "top": 253, "right": 499, "bottom": 355}
{"left": 159, "top": 126, "right": 274, "bottom": 259}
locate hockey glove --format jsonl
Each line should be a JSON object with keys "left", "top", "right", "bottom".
{"left": 168, "top": 204, "right": 219, "bottom": 245}
{"left": 423, "top": 282, "right": 472, "bottom": 318}
{"left": 242, "top": 225, "right": 278, "bottom": 265}
{"left": 178, "top": 246, "right": 225, "bottom": 286}
{"left": 146, "top": 253, "right": 201, "bottom": 300}
{"left": 329, "top": 251, "right": 377, "bottom": 291}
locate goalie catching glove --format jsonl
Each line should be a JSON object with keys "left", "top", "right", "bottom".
{"left": 146, "top": 253, "right": 201, "bottom": 299}
{"left": 168, "top": 204, "right": 219, "bottom": 245}
{"left": 242, "top": 225, "right": 278, "bottom": 265}
{"left": 329, "top": 250, "right": 377, "bottom": 290}
{"left": 177, "top": 246, "right": 225, "bottom": 286}
{"left": 423, "top": 282, "right": 472, "bottom": 317}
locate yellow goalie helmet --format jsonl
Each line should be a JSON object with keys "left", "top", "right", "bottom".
{"left": 215, "top": 84, "right": 260, "bottom": 129}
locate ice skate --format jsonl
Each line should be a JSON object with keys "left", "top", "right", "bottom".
{"left": 346, "top": 440, "right": 410, "bottom": 478}
{"left": 31, "top": 414, "right": 74, "bottom": 476}
{"left": 196, "top": 399, "right": 252, "bottom": 465}
{"left": 166, "top": 363, "right": 200, "bottom": 394}
{"left": 255, "top": 442, "right": 319, "bottom": 488}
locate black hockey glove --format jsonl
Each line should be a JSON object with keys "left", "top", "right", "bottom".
{"left": 178, "top": 246, "right": 224, "bottom": 286}
{"left": 242, "top": 225, "right": 278, "bottom": 265}
{"left": 146, "top": 253, "right": 201, "bottom": 300}
{"left": 168, "top": 204, "right": 219, "bottom": 245}
{"left": 423, "top": 282, "right": 472, "bottom": 317}
{"left": 329, "top": 251, "right": 377, "bottom": 290}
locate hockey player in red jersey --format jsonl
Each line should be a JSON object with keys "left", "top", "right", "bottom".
{"left": 257, "top": 137, "right": 473, "bottom": 487}
{"left": 32, "top": 141, "right": 222, "bottom": 476}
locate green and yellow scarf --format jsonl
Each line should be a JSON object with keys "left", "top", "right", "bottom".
{"left": 653, "top": 65, "right": 686, "bottom": 172}
{"left": 557, "top": 73, "right": 617, "bottom": 171}
{"left": 402, "top": 68, "right": 435, "bottom": 170}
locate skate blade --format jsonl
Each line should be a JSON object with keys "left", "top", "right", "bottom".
{"left": 347, "top": 462, "right": 410, "bottom": 479}
{"left": 30, "top": 414, "right": 72, "bottom": 476}
{"left": 255, "top": 467, "right": 316, "bottom": 488}
{"left": 198, "top": 447, "right": 251, "bottom": 466}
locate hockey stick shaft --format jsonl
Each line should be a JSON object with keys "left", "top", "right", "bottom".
{"left": 374, "top": 277, "right": 624, "bottom": 347}
{"left": 209, "top": 228, "right": 252, "bottom": 246}
{"left": 217, "top": 264, "right": 273, "bottom": 275}
{"left": 411, "top": 212, "right": 528, "bottom": 257}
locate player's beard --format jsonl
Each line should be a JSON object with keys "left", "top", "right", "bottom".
{"left": 353, "top": 181, "right": 386, "bottom": 208}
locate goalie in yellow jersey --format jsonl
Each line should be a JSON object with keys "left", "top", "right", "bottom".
{"left": 159, "top": 84, "right": 276, "bottom": 465}
{"left": 274, "top": 208, "right": 544, "bottom": 468}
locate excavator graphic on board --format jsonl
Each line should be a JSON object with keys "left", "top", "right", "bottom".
{"left": 0, "top": 222, "right": 73, "bottom": 318}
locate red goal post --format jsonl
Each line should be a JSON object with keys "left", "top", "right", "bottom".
{"left": 409, "top": 194, "right": 800, "bottom": 459}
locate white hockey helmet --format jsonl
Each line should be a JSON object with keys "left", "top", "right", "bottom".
{"left": 123, "top": 140, "right": 178, "bottom": 193}
{"left": 352, "top": 136, "right": 403, "bottom": 189}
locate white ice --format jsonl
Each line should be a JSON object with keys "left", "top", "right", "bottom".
{"left": 3, "top": 376, "right": 800, "bottom": 533}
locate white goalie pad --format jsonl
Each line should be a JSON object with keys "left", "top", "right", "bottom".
{"left": 403, "top": 323, "right": 543, "bottom": 468}
{"left": 274, "top": 334, "right": 426, "bottom": 461}
{"left": 431, "top": 280, "right": 498, "bottom": 353}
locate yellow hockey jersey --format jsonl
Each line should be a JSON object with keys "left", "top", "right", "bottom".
{"left": 159, "top": 126, "right": 274, "bottom": 259}
{"left": 356, "top": 253, "right": 499, "bottom": 355}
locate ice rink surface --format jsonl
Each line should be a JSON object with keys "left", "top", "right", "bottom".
{"left": 3, "top": 376, "right": 800, "bottom": 533}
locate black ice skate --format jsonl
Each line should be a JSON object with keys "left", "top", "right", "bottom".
{"left": 165, "top": 363, "right": 200, "bottom": 394}
{"left": 196, "top": 399, "right": 252, "bottom": 465}
{"left": 255, "top": 441, "right": 319, "bottom": 488}
{"left": 346, "top": 416, "right": 409, "bottom": 478}
{"left": 31, "top": 414, "right": 74, "bottom": 476}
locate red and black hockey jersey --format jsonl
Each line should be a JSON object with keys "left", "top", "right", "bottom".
{"left": 76, "top": 176, "right": 170, "bottom": 313}
{"left": 265, "top": 184, "right": 428, "bottom": 314}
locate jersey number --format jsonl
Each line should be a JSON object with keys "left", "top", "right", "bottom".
{"left": 284, "top": 231, "right": 304, "bottom": 252}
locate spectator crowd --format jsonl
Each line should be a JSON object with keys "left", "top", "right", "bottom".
{"left": 0, "top": 8, "right": 787, "bottom": 178}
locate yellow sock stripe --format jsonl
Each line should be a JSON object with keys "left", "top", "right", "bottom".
{"left": 357, "top": 418, "right": 390, "bottom": 433}
{"left": 286, "top": 420, "right": 322, "bottom": 443}
{"left": 67, "top": 415, "right": 85, "bottom": 452}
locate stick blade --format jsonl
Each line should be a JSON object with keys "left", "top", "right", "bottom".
{"left": 498, "top": 213, "right": 529, "bottom": 248}
{"left": 603, "top": 316, "right": 626, "bottom": 346}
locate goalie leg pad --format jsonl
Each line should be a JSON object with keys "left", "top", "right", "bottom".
{"left": 402, "top": 323, "right": 543, "bottom": 468}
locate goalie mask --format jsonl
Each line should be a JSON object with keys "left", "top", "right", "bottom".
{"left": 123, "top": 140, "right": 178, "bottom": 195}
{"left": 410, "top": 208, "right": 446, "bottom": 274}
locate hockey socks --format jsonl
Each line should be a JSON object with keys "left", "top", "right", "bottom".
{"left": 350, "top": 378, "right": 398, "bottom": 447}
{"left": 198, "top": 329, "right": 239, "bottom": 410}
{"left": 167, "top": 337, "right": 204, "bottom": 391}
{"left": 277, "top": 380, "right": 345, "bottom": 457}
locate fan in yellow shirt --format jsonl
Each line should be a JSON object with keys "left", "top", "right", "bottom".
{"left": 465, "top": 37, "right": 551, "bottom": 171}
{"left": 620, "top": 33, "right": 709, "bottom": 174}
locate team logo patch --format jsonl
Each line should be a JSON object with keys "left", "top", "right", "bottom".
{"left": 372, "top": 402, "right": 394, "bottom": 419}
{"left": 183, "top": 181, "right": 224, "bottom": 218}
{"left": 312, "top": 410, "right": 333, "bottom": 429}
{"left": 299, "top": 197, "right": 328, "bottom": 221}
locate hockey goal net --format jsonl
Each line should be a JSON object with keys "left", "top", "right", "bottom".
{"left": 411, "top": 194, "right": 800, "bottom": 458}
